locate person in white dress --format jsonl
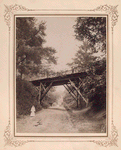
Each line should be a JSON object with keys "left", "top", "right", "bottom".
{"left": 30, "top": 105, "right": 35, "bottom": 117}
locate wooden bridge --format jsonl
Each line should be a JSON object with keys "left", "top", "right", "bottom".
{"left": 30, "top": 69, "right": 89, "bottom": 107}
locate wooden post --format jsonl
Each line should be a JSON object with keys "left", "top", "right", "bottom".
{"left": 39, "top": 82, "right": 42, "bottom": 104}
{"left": 41, "top": 83, "right": 45, "bottom": 103}
{"left": 86, "top": 99, "right": 88, "bottom": 107}
{"left": 77, "top": 91, "right": 79, "bottom": 108}
{"left": 76, "top": 81, "right": 79, "bottom": 108}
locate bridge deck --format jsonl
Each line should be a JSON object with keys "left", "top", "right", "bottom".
{"left": 30, "top": 72, "right": 87, "bottom": 87}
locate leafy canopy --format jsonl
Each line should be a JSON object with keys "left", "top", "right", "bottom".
{"left": 16, "top": 17, "right": 57, "bottom": 78}
{"left": 65, "top": 17, "right": 106, "bottom": 111}
{"left": 74, "top": 17, "right": 106, "bottom": 52}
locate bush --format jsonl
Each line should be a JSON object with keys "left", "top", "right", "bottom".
{"left": 90, "top": 85, "right": 106, "bottom": 112}
{"left": 16, "top": 77, "right": 40, "bottom": 117}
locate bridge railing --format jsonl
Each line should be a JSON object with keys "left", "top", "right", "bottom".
{"left": 28, "top": 67, "right": 88, "bottom": 81}
{"left": 38, "top": 67, "right": 87, "bottom": 79}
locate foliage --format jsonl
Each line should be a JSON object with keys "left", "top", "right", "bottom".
{"left": 16, "top": 77, "right": 58, "bottom": 116}
{"left": 67, "top": 39, "right": 97, "bottom": 72}
{"left": 63, "top": 86, "right": 86, "bottom": 110}
{"left": 81, "top": 58, "right": 106, "bottom": 111}
{"left": 16, "top": 17, "right": 46, "bottom": 45}
{"left": 41, "top": 91, "right": 58, "bottom": 108}
{"left": 74, "top": 17, "right": 106, "bottom": 52}
{"left": 16, "top": 17, "right": 58, "bottom": 116}
{"left": 16, "top": 17, "right": 57, "bottom": 78}
{"left": 16, "top": 77, "right": 41, "bottom": 117}
{"left": 65, "top": 17, "right": 106, "bottom": 112}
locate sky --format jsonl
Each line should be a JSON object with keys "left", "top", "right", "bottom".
{"left": 35, "top": 17, "right": 105, "bottom": 101}
{"left": 36, "top": 17, "right": 81, "bottom": 96}
{"left": 36, "top": 17, "right": 80, "bottom": 72}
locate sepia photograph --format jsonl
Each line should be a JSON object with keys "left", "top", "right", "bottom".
{"left": 15, "top": 16, "right": 107, "bottom": 134}
{"left": 1, "top": 0, "right": 121, "bottom": 148}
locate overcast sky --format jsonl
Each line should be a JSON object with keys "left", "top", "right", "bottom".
{"left": 36, "top": 17, "right": 80, "bottom": 72}
{"left": 36, "top": 17, "right": 81, "bottom": 95}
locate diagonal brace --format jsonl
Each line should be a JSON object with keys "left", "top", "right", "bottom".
{"left": 69, "top": 79, "right": 88, "bottom": 104}
{"left": 63, "top": 84, "right": 77, "bottom": 101}
{"left": 40, "top": 82, "right": 53, "bottom": 102}
{"left": 66, "top": 84, "right": 77, "bottom": 97}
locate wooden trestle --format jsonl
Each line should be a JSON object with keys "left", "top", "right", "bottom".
{"left": 30, "top": 72, "right": 89, "bottom": 107}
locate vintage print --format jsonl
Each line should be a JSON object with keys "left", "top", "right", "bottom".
{"left": 15, "top": 16, "right": 107, "bottom": 135}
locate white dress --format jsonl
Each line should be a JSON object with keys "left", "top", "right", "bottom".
{"left": 30, "top": 105, "right": 35, "bottom": 117}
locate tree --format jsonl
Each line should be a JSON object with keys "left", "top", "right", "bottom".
{"left": 16, "top": 76, "right": 40, "bottom": 116}
{"left": 74, "top": 17, "right": 106, "bottom": 53}
{"left": 16, "top": 17, "right": 57, "bottom": 79}
{"left": 16, "top": 17, "right": 58, "bottom": 116}
{"left": 67, "top": 39, "right": 96, "bottom": 73}
{"left": 16, "top": 17, "right": 46, "bottom": 47}
{"left": 66, "top": 17, "right": 106, "bottom": 112}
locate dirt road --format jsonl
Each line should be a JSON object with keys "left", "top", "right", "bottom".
{"left": 16, "top": 106, "right": 106, "bottom": 133}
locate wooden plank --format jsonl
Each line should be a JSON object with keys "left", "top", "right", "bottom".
{"left": 30, "top": 72, "right": 87, "bottom": 86}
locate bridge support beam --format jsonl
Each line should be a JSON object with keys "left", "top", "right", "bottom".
{"left": 69, "top": 79, "right": 88, "bottom": 107}
{"left": 63, "top": 84, "right": 77, "bottom": 101}
{"left": 63, "top": 84, "right": 81, "bottom": 108}
{"left": 66, "top": 84, "right": 79, "bottom": 108}
{"left": 38, "top": 82, "right": 42, "bottom": 104}
{"left": 77, "top": 91, "right": 79, "bottom": 108}
{"left": 66, "top": 84, "right": 77, "bottom": 97}
{"left": 38, "top": 82, "right": 53, "bottom": 104}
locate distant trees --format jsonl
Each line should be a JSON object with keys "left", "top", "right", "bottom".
{"left": 64, "top": 17, "right": 106, "bottom": 112}
{"left": 41, "top": 88, "right": 59, "bottom": 108}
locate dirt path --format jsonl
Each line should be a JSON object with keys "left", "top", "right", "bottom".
{"left": 16, "top": 106, "right": 106, "bottom": 133}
